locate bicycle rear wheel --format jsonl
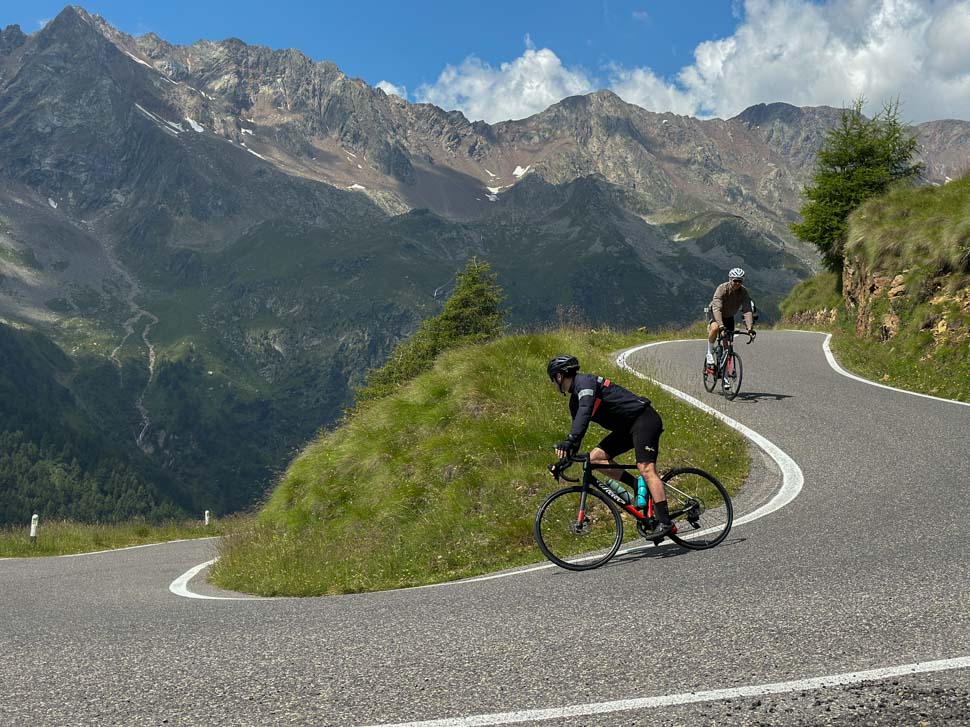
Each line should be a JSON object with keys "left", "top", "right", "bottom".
{"left": 663, "top": 467, "right": 733, "bottom": 550}
{"left": 534, "top": 486, "right": 623, "bottom": 571}
{"left": 723, "top": 351, "right": 743, "bottom": 400}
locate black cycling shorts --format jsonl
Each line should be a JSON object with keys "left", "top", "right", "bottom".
{"left": 706, "top": 307, "right": 736, "bottom": 331}
{"left": 596, "top": 406, "right": 663, "bottom": 465}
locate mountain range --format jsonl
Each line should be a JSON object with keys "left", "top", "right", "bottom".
{"left": 1, "top": 5, "right": 969, "bottom": 521}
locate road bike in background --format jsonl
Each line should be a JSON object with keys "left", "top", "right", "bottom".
{"left": 704, "top": 329, "right": 755, "bottom": 400}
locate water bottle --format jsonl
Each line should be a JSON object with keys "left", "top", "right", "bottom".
{"left": 636, "top": 475, "right": 649, "bottom": 510}
{"left": 604, "top": 478, "right": 632, "bottom": 505}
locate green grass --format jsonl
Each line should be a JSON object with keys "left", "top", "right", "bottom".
{"left": 210, "top": 327, "right": 749, "bottom": 596}
{"left": 779, "top": 270, "right": 842, "bottom": 320}
{"left": 0, "top": 516, "right": 248, "bottom": 557}
{"left": 847, "top": 173, "right": 970, "bottom": 275}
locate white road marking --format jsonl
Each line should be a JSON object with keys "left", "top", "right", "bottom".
{"left": 820, "top": 332, "right": 970, "bottom": 408}
{"left": 168, "top": 558, "right": 278, "bottom": 600}
{"left": 362, "top": 656, "right": 970, "bottom": 727}
{"left": 60, "top": 536, "right": 218, "bottom": 558}
{"left": 0, "top": 537, "right": 218, "bottom": 562}
{"left": 169, "top": 340, "right": 802, "bottom": 597}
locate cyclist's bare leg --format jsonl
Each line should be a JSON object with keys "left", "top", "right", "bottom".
{"left": 589, "top": 447, "right": 626, "bottom": 482}
{"left": 707, "top": 321, "right": 720, "bottom": 345}
{"left": 637, "top": 461, "right": 666, "bottom": 504}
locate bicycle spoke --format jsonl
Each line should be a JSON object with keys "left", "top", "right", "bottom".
{"left": 724, "top": 352, "right": 743, "bottom": 400}
{"left": 663, "top": 468, "right": 733, "bottom": 550}
{"left": 534, "top": 487, "right": 623, "bottom": 570}
{"left": 703, "top": 358, "right": 717, "bottom": 393}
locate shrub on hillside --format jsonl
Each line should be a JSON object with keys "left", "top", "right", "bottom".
{"left": 355, "top": 257, "right": 505, "bottom": 403}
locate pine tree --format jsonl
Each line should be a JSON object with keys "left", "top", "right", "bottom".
{"left": 792, "top": 97, "right": 922, "bottom": 274}
{"left": 356, "top": 257, "right": 505, "bottom": 403}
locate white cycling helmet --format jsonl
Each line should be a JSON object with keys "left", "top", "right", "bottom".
{"left": 728, "top": 267, "right": 745, "bottom": 280}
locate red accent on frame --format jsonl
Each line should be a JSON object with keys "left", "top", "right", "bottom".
{"left": 577, "top": 509, "right": 585, "bottom": 524}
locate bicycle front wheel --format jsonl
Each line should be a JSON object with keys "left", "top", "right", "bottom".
{"left": 703, "top": 358, "right": 717, "bottom": 392}
{"left": 663, "top": 467, "right": 733, "bottom": 550}
{"left": 723, "top": 351, "right": 743, "bottom": 400}
{"left": 534, "top": 486, "right": 623, "bottom": 571}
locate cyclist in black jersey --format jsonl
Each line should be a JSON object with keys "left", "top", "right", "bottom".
{"left": 547, "top": 354, "right": 673, "bottom": 539}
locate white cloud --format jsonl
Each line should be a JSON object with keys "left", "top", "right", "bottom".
{"left": 414, "top": 46, "right": 595, "bottom": 123}
{"left": 376, "top": 81, "right": 407, "bottom": 99}
{"left": 632, "top": 10, "right": 650, "bottom": 22}
{"left": 610, "top": 0, "right": 970, "bottom": 121}
{"left": 37, "top": 18, "right": 50, "bottom": 28}
{"left": 415, "top": 1, "right": 970, "bottom": 124}
{"left": 608, "top": 65, "right": 697, "bottom": 115}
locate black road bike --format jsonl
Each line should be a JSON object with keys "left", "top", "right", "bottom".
{"left": 534, "top": 454, "right": 734, "bottom": 571}
{"left": 704, "top": 328, "right": 755, "bottom": 400}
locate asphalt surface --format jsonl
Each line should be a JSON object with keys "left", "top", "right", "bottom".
{"left": 1, "top": 331, "right": 968, "bottom": 726}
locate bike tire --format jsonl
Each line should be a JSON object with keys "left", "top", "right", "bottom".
{"left": 663, "top": 467, "right": 733, "bottom": 550}
{"left": 723, "top": 351, "right": 743, "bottom": 400}
{"left": 703, "top": 359, "right": 717, "bottom": 392}
{"left": 534, "top": 486, "right": 623, "bottom": 571}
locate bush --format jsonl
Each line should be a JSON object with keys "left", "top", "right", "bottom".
{"left": 355, "top": 257, "right": 505, "bottom": 403}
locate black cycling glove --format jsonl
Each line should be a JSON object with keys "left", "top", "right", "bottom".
{"left": 555, "top": 436, "right": 578, "bottom": 454}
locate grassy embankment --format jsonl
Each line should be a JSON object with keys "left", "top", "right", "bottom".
{"left": 782, "top": 172, "right": 970, "bottom": 402}
{"left": 0, "top": 517, "right": 244, "bottom": 557}
{"left": 210, "top": 325, "right": 749, "bottom": 597}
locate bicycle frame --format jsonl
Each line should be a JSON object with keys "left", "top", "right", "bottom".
{"left": 714, "top": 329, "right": 753, "bottom": 377}
{"left": 553, "top": 455, "right": 652, "bottom": 522}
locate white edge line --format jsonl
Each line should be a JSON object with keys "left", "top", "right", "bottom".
{"left": 168, "top": 558, "right": 278, "bottom": 601}
{"left": 169, "top": 558, "right": 218, "bottom": 599}
{"left": 0, "top": 537, "right": 219, "bottom": 562}
{"left": 821, "top": 333, "right": 970, "bottom": 408}
{"left": 361, "top": 655, "right": 970, "bottom": 727}
{"left": 60, "top": 536, "right": 219, "bottom": 558}
{"left": 170, "top": 340, "right": 802, "bottom": 599}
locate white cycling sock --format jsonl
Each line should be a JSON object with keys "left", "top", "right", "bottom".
{"left": 706, "top": 341, "right": 712, "bottom": 355}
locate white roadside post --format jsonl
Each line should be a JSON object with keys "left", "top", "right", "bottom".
{"left": 204, "top": 510, "right": 211, "bottom": 526}
{"left": 29, "top": 514, "right": 39, "bottom": 545}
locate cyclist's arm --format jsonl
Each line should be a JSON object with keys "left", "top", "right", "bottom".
{"left": 566, "top": 379, "right": 597, "bottom": 449}
{"left": 710, "top": 285, "right": 726, "bottom": 326}
{"left": 740, "top": 289, "right": 754, "bottom": 330}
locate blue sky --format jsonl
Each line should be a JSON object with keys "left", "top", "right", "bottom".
{"left": 5, "top": 1, "right": 970, "bottom": 123}
{"left": 5, "top": 2, "right": 740, "bottom": 86}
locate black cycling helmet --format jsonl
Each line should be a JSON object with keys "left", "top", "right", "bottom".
{"left": 547, "top": 354, "right": 580, "bottom": 381}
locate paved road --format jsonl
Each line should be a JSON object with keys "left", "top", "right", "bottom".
{"left": 2, "top": 331, "right": 968, "bottom": 726}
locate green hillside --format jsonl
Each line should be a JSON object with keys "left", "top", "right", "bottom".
{"left": 210, "top": 328, "right": 749, "bottom": 596}
{"left": 0, "top": 323, "right": 184, "bottom": 523}
{"left": 782, "top": 172, "right": 970, "bottom": 401}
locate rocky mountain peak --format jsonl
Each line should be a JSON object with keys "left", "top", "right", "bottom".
{"left": 0, "top": 24, "right": 27, "bottom": 55}
{"left": 41, "top": 5, "right": 98, "bottom": 35}
{"left": 733, "top": 102, "right": 805, "bottom": 127}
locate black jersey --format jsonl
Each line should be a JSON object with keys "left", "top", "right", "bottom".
{"left": 567, "top": 373, "right": 650, "bottom": 445}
